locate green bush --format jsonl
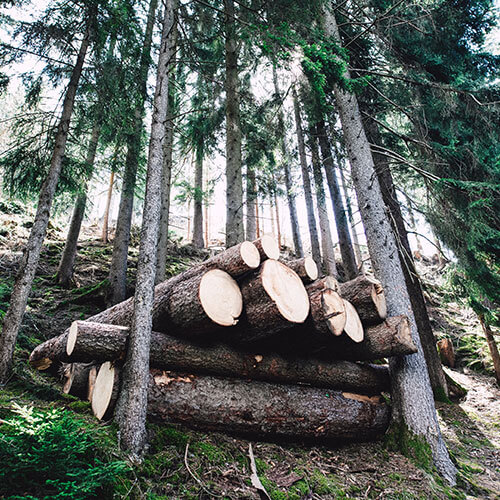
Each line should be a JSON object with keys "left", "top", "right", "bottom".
{"left": 0, "top": 404, "right": 129, "bottom": 499}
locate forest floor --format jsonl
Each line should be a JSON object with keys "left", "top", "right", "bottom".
{"left": 0, "top": 205, "right": 499, "bottom": 499}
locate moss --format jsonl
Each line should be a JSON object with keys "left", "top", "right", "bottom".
{"left": 67, "top": 400, "right": 91, "bottom": 413}
{"left": 150, "top": 425, "right": 189, "bottom": 452}
{"left": 192, "top": 441, "right": 228, "bottom": 465}
{"left": 385, "top": 422, "right": 433, "bottom": 471}
{"left": 433, "top": 385, "right": 452, "bottom": 404}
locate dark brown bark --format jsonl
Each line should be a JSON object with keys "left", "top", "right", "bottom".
{"left": 339, "top": 275, "right": 387, "bottom": 326}
{"left": 62, "top": 362, "right": 95, "bottom": 399}
{"left": 99, "top": 371, "right": 391, "bottom": 441}
{"left": 292, "top": 87, "right": 321, "bottom": 267}
{"left": 224, "top": 0, "right": 244, "bottom": 247}
{"left": 107, "top": 0, "right": 159, "bottom": 306}
{"left": 63, "top": 321, "right": 390, "bottom": 394}
{"left": 30, "top": 333, "right": 70, "bottom": 370}
{"left": 0, "top": 25, "right": 91, "bottom": 382}
{"left": 316, "top": 120, "right": 358, "bottom": 280}
{"left": 57, "top": 122, "right": 102, "bottom": 288}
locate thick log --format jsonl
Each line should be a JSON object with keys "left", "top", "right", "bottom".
{"left": 153, "top": 269, "right": 243, "bottom": 335}
{"left": 342, "top": 299, "right": 364, "bottom": 343}
{"left": 93, "top": 370, "right": 390, "bottom": 441}
{"left": 306, "top": 283, "right": 346, "bottom": 336}
{"left": 252, "top": 234, "right": 280, "bottom": 261}
{"left": 62, "top": 362, "right": 95, "bottom": 399}
{"left": 65, "top": 321, "right": 389, "bottom": 394}
{"left": 236, "top": 259, "right": 309, "bottom": 340}
{"left": 339, "top": 275, "right": 387, "bottom": 325}
{"left": 30, "top": 334, "right": 70, "bottom": 370}
{"left": 307, "top": 275, "right": 339, "bottom": 294}
{"left": 91, "top": 361, "right": 120, "bottom": 421}
{"left": 282, "top": 256, "right": 318, "bottom": 284}
{"left": 208, "top": 241, "right": 260, "bottom": 276}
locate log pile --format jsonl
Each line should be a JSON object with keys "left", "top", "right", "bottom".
{"left": 31, "top": 236, "right": 417, "bottom": 443}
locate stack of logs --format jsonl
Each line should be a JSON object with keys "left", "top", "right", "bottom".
{"left": 30, "top": 235, "right": 417, "bottom": 442}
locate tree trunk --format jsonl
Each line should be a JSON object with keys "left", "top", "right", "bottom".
{"left": 309, "top": 129, "right": 337, "bottom": 276}
{"left": 478, "top": 314, "right": 500, "bottom": 385}
{"left": 292, "top": 87, "right": 321, "bottom": 266}
{"left": 224, "top": 0, "right": 244, "bottom": 247}
{"left": 272, "top": 64, "right": 303, "bottom": 257}
{"left": 316, "top": 120, "right": 358, "bottom": 280}
{"left": 0, "top": 26, "right": 91, "bottom": 382}
{"left": 323, "top": 7, "right": 456, "bottom": 484}
{"left": 192, "top": 150, "right": 204, "bottom": 248}
{"left": 255, "top": 200, "right": 260, "bottom": 237}
{"left": 337, "top": 162, "right": 363, "bottom": 269}
{"left": 273, "top": 190, "right": 281, "bottom": 249}
{"left": 64, "top": 320, "right": 390, "bottom": 394}
{"left": 57, "top": 122, "right": 102, "bottom": 288}
{"left": 246, "top": 165, "right": 257, "bottom": 241}
{"left": 339, "top": 275, "right": 387, "bottom": 326}
{"left": 96, "top": 370, "right": 391, "bottom": 441}
{"left": 107, "top": 0, "right": 159, "bottom": 305}
{"left": 363, "top": 117, "right": 448, "bottom": 399}
{"left": 101, "top": 169, "right": 115, "bottom": 243}
{"left": 114, "top": 0, "right": 176, "bottom": 459}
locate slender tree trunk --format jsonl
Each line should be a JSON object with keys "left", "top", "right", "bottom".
{"left": 292, "top": 87, "right": 321, "bottom": 266}
{"left": 192, "top": 150, "right": 204, "bottom": 248}
{"left": 101, "top": 169, "right": 115, "bottom": 243}
{"left": 404, "top": 193, "right": 424, "bottom": 255}
{"left": 274, "top": 190, "right": 281, "bottom": 249}
{"left": 246, "top": 165, "right": 257, "bottom": 241}
{"left": 364, "top": 117, "right": 448, "bottom": 399}
{"left": 107, "top": 0, "right": 159, "bottom": 305}
{"left": 224, "top": 0, "right": 244, "bottom": 247}
{"left": 337, "top": 162, "right": 363, "bottom": 269}
{"left": 114, "top": 0, "right": 175, "bottom": 459}
{"left": 478, "top": 314, "right": 500, "bottom": 385}
{"left": 0, "top": 27, "right": 91, "bottom": 383}
{"left": 324, "top": 7, "right": 456, "bottom": 484}
{"left": 316, "top": 120, "right": 358, "bottom": 280}
{"left": 272, "top": 64, "right": 303, "bottom": 256}
{"left": 309, "top": 130, "right": 337, "bottom": 276}
{"left": 57, "top": 122, "right": 102, "bottom": 287}
{"left": 255, "top": 199, "right": 260, "bottom": 238}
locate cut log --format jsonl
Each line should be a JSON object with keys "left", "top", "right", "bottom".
{"left": 236, "top": 259, "right": 309, "bottom": 340}
{"left": 30, "top": 333, "right": 70, "bottom": 370}
{"left": 65, "top": 321, "right": 389, "bottom": 393}
{"left": 153, "top": 269, "right": 243, "bottom": 335}
{"left": 62, "top": 362, "right": 95, "bottom": 399}
{"left": 306, "top": 282, "right": 346, "bottom": 336}
{"left": 437, "top": 338, "right": 455, "bottom": 368}
{"left": 252, "top": 234, "right": 280, "bottom": 261}
{"left": 339, "top": 275, "right": 387, "bottom": 325}
{"left": 208, "top": 240, "right": 260, "bottom": 276}
{"left": 307, "top": 275, "right": 339, "bottom": 294}
{"left": 283, "top": 256, "right": 318, "bottom": 284}
{"left": 342, "top": 299, "right": 364, "bottom": 343}
{"left": 91, "top": 361, "right": 119, "bottom": 421}
{"left": 93, "top": 370, "right": 390, "bottom": 441}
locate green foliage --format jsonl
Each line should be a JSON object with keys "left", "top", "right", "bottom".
{"left": 0, "top": 279, "right": 12, "bottom": 320}
{"left": 0, "top": 404, "right": 129, "bottom": 499}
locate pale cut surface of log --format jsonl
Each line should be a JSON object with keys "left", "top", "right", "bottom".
{"left": 94, "top": 370, "right": 390, "bottom": 440}
{"left": 156, "top": 269, "right": 243, "bottom": 335}
{"left": 208, "top": 241, "right": 260, "bottom": 276}
{"left": 306, "top": 283, "right": 346, "bottom": 336}
{"left": 237, "top": 259, "right": 310, "bottom": 340}
{"left": 283, "top": 256, "right": 318, "bottom": 283}
{"left": 342, "top": 299, "right": 364, "bottom": 343}
{"left": 340, "top": 275, "right": 387, "bottom": 325}
{"left": 64, "top": 321, "right": 389, "bottom": 394}
{"left": 252, "top": 234, "right": 280, "bottom": 260}
{"left": 307, "top": 275, "right": 339, "bottom": 294}
{"left": 91, "top": 361, "right": 119, "bottom": 420}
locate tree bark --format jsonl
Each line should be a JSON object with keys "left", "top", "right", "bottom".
{"left": 57, "top": 122, "right": 102, "bottom": 288}
{"left": 101, "top": 169, "right": 115, "bottom": 243}
{"left": 316, "top": 120, "right": 358, "bottom": 280}
{"left": 64, "top": 321, "right": 390, "bottom": 394}
{"left": 192, "top": 150, "right": 204, "bottom": 248}
{"left": 107, "top": 0, "right": 159, "bottom": 305}
{"left": 0, "top": 24, "right": 91, "bottom": 382}
{"left": 272, "top": 64, "right": 303, "bottom": 257}
{"left": 246, "top": 165, "right": 257, "bottom": 241}
{"left": 478, "top": 314, "right": 500, "bottom": 385}
{"left": 114, "top": 0, "right": 176, "bottom": 459}
{"left": 292, "top": 87, "right": 321, "bottom": 267}
{"left": 339, "top": 275, "right": 387, "bottom": 326}
{"left": 99, "top": 371, "right": 391, "bottom": 441}
{"left": 224, "top": 0, "right": 244, "bottom": 247}
{"left": 309, "top": 129, "right": 337, "bottom": 276}
{"left": 323, "top": 7, "right": 456, "bottom": 484}
{"left": 62, "top": 362, "right": 95, "bottom": 399}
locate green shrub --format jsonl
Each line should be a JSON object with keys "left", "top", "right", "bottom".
{"left": 0, "top": 404, "right": 129, "bottom": 499}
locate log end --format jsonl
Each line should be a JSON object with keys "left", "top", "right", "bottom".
{"left": 342, "top": 299, "right": 364, "bottom": 343}
{"left": 372, "top": 288, "right": 387, "bottom": 321}
{"left": 262, "top": 260, "right": 310, "bottom": 323}
{"left": 323, "top": 290, "right": 346, "bottom": 336}
{"left": 324, "top": 275, "right": 340, "bottom": 292}
{"left": 66, "top": 321, "right": 79, "bottom": 356}
{"left": 29, "top": 356, "right": 52, "bottom": 370}
{"left": 91, "top": 361, "right": 116, "bottom": 421}
{"left": 200, "top": 269, "right": 243, "bottom": 326}
{"left": 255, "top": 234, "right": 280, "bottom": 260}
{"left": 240, "top": 241, "right": 261, "bottom": 269}
{"left": 393, "top": 315, "right": 417, "bottom": 354}
{"left": 304, "top": 256, "right": 319, "bottom": 281}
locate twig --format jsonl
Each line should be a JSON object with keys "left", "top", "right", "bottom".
{"left": 248, "top": 443, "right": 271, "bottom": 500}
{"left": 184, "top": 442, "right": 221, "bottom": 498}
